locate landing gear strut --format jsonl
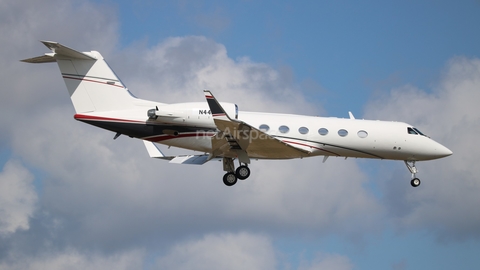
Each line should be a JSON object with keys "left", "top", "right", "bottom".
{"left": 222, "top": 157, "right": 251, "bottom": 186}
{"left": 404, "top": 160, "right": 421, "bottom": 187}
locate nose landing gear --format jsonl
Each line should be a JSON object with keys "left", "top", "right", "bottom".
{"left": 410, "top": 177, "right": 421, "bottom": 187}
{"left": 404, "top": 161, "right": 421, "bottom": 187}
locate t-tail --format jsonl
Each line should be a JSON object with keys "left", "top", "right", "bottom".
{"left": 21, "top": 41, "right": 136, "bottom": 113}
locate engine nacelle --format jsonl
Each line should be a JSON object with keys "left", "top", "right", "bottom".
{"left": 147, "top": 102, "right": 238, "bottom": 123}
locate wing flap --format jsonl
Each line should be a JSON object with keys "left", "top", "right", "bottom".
{"left": 169, "top": 155, "right": 210, "bottom": 165}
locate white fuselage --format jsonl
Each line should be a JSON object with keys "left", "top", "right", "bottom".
{"left": 75, "top": 101, "right": 452, "bottom": 162}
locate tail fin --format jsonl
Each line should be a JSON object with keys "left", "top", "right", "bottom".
{"left": 22, "top": 41, "right": 136, "bottom": 113}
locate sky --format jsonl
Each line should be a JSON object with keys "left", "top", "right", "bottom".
{"left": 1, "top": 0, "right": 480, "bottom": 269}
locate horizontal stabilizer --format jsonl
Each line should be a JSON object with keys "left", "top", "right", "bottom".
{"left": 143, "top": 140, "right": 210, "bottom": 165}
{"left": 21, "top": 54, "right": 56, "bottom": 63}
{"left": 21, "top": 41, "right": 96, "bottom": 63}
{"left": 40, "top": 41, "right": 96, "bottom": 60}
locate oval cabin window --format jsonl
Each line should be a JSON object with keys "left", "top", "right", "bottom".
{"left": 299, "top": 127, "right": 309, "bottom": 134}
{"left": 318, "top": 128, "right": 329, "bottom": 136}
{"left": 357, "top": 130, "right": 368, "bottom": 138}
{"left": 259, "top": 124, "right": 270, "bottom": 132}
{"left": 279, "top": 125, "right": 290, "bottom": 133}
{"left": 338, "top": 129, "right": 348, "bottom": 137}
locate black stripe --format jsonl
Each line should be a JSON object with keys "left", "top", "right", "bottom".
{"left": 61, "top": 73, "right": 119, "bottom": 82}
{"left": 76, "top": 119, "right": 215, "bottom": 138}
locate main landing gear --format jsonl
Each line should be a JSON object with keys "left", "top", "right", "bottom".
{"left": 404, "top": 161, "right": 421, "bottom": 187}
{"left": 222, "top": 157, "right": 251, "bottom": 186}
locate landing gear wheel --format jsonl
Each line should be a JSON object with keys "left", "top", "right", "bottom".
{"left": 223, "top": 172, "right": 237, "bottom": 186}
{"left": 236, "top": 165, "right": 250, "bottom": 180}
{"left": 411, "top": 178, "right": 421, "bottom": 187}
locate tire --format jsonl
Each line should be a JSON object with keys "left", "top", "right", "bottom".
{"left": 410, "top": 178, "right": 421, "bottom": 187}
{"left": 236, "top": 165, "right": 251, "bottom": 180}
{"left": 223, "top": 172, "right": 237, "bottom": 186}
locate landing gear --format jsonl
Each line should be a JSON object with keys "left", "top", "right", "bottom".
{"left": 223, "top": 172, "right": 237, "bottom": 186}
{"left": 236, "top": 165, "right": 250, "bottom": 180}
{"left": 404, "top": 161, "right": 421, "bottom": 187}
{"left": 222, "top": 157, "right": 251, "bottom": 186}
{"left": 410, "top": 178, "right": 421, "bottom": 187}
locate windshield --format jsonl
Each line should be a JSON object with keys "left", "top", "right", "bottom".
{"left": 407, "top": 127, "right": 427, "bottom": 137}
{"left": 413, "top": 127, "right": 426, "bottom": 136}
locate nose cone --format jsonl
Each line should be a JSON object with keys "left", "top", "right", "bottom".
{"left": 438, "top": 145, "right": 453, "bottom": 157}
{"left": 431, "top": 141, "right": 453, "bottom": 159}
{"left": 405, "top": 136, "right": 453, "bottom": 161}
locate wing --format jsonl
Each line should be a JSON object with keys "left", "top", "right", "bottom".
{"left": 204, "top": 90, "right": 309, "bottom": 162}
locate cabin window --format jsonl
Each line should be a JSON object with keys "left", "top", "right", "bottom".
{"left": 338, "top": 129, "right": 348, "bottom": 137}
{"left": 259, "top": 124, "right": 270, "bottom": 132}
{"left": 357, "top": 130, "right": 368, "bottom": 138}
{"left": 279, "top": 125, "right": 290, "bottom": 133}
{"left": 318, "top": 128, "right": 328, "bottom": 136}
{"left": 299, "top": 127, "right": 309, "bottom": 134}
{"left": 407, "top": 127, "right": 418, "bottom": 135}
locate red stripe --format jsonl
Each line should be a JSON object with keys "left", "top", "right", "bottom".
{"left": 145, "top": 132, "right": 216, "bottom": 142}
{"left": 74, "top": 114, "right": 144, "bottom": 123}
{"left": 63, "top": 76, "right": 124, "bottom": 88}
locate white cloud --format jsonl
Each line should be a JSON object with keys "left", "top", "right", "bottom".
{"left": 112, "top": 36, "right": 319, "bottom": 115}
{"left": 0, "top": 160, "right": 37, "bottom": 235}
{"left": 155, "top": 232, "right": 276, "bottom": 270}
{"left": 0, "top": 248, "right": 145, "bottom": 270}
{"left": 364, "top": 56, "right": 480, "bottom": 240}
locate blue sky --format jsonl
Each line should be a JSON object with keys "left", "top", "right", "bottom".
{"left": 1, "top": 0, "right": 480, "bottom": 269}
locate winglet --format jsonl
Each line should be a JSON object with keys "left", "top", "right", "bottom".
{"left": 143, "top": 140, "right": 165, "bottom": 158}
{"left": 348, "top": 111, "right": 355, "bottom": 119}
{"left": 203, "top": 90, "right": 233, "bottom": 121}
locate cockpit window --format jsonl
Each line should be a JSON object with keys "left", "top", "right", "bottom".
{"left": 407, "top": 127, "right": 427, "bottom": 136}
{"left": 407, "top": 127, "right": 418, "bottom": 135}
{"left": 413, "top": 128, "right": 426, "bottom": 136}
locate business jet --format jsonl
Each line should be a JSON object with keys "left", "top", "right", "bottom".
{"left": 22, "top": 41, "right": 452, "bottom": 187}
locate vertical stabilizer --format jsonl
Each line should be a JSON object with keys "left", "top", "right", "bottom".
{"left": 22, "top": 41, "right": 136, "bottom": 113}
